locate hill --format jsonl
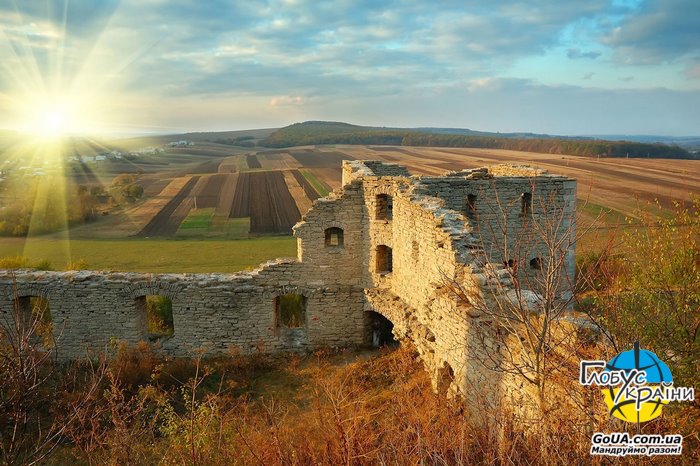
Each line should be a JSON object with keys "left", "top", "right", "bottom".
{"left": 261, "top": 121, "right": 694, "bottom": 159}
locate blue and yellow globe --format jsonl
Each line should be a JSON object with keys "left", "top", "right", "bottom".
{"left": 603, "top": 343, "right": 672, "bottom": 423}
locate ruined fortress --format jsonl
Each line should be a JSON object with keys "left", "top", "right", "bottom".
{"left": 0, "top": 160, "right": 576, "bottom": 400}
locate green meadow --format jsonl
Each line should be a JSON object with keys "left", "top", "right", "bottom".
{"left": 0, "top": 236, "right": 297, "bottom": 273}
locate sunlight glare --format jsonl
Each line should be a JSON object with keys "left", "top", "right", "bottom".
{"left": 39, "top": 105, "right": 71, "bottom": 137}
{"left": 19, "top": 95, "right": 93, "bottom": 138}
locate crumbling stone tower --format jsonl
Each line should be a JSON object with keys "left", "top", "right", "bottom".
{"left": 1, "top": 160, "right": 576, "bottom": 404}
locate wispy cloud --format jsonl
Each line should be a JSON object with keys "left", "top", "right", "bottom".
{"left": 567, "top": 48, "right": 601, "bottom": 59}
{"left": 0, "top": 0, "right": 698, "bottom": 134}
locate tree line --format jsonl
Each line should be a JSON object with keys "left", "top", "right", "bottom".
{"left": 262, "top": 128, "right": 692, "bottom": 159}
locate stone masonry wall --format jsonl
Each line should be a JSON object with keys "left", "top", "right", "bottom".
{"left": 0, "top": 261, "right": 366, "bottom": 358}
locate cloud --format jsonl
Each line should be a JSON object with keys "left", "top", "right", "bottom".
{"left": 567, "top": 48, "right": 601, "bottom": 59}
{"left": 602, "top": 0, "right": 700, "bottom": 64}
{"left": 270, "top": 95, "right": 305, "bottom": 107}
{"left": 0, "top": 1, "right": 698, "bottom": 134}
{"left": 353, "top": 78, "right": 700, "bottom": 136}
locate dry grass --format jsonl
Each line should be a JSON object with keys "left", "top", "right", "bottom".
{"left": 0, "top": 341, "right": 691, "bottom": 465}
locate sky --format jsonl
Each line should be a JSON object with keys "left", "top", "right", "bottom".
{"left": 0, "top": 0, "right": 698, "bottom": 136}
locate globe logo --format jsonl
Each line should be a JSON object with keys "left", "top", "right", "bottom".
{"left": 603, "top": 342, "right": 673, "bottom": 423}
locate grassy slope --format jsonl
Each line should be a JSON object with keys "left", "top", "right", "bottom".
{"left": 0, "top": 236, "right": 296, "bottom": 273}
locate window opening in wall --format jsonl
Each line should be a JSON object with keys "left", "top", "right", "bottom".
{"left": 466, "top": 194, "right": 477, "bottom": 220}
{"left": 364, "top": 311, "right": 397, "bottom": 347}
{"left": 324, "top": 227, "right": 344, "bottom": 247}
{"left": 376, "top": 245, "right": 393, "bottom": 273}
{"left": 521, "top": 192, "right": 532, "bottom": 216}
{"left": 276, "top": 293, "right": 307, "bottom": 328}
{"left": 503, "top": 258, "right": 517, "bottom": 269}
{"left": 136, "top": 295, "right": 174, "bottom": 338}
{"left": 530, "top": 257, "right": 543, "bottom": 270}
{"left": 376, "top": 194, "right": 393, "bottom": 220}
{"left": 17, "top": 296, "right": 52, "bottom": 345}
{"left": 412, "top": 241, "right": 419, "bottom": 262}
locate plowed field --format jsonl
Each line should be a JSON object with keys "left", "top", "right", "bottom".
{"left": 246, "top": 154, "right": 262, "bottom": 168}
{"left": 136, "top": 176, "right": 200, "bottom": 236}
{"left": 230, "top": 171, "right": 300, "bottom": 234}
{"left": 191, "top": 173, "right": 227, "bottom": 208}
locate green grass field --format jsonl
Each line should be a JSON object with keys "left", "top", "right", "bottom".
{"left": 177, "top": 208, "right": 215, "bottom": 231}
{"left": 300, "top": 169, "right": 330, "bottom": 197}
{"left": 0, "top": 236, "right": 297, "bottom": 273}
{"left": 577, "top": 200, "right": 628, "bottom": 225}
{"left": 177, "top": 208, "right": 251, "bottom": 238}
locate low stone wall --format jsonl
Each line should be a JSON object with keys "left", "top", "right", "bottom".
{"left": 0, "top": 260, "right": 366, "bottom": 359}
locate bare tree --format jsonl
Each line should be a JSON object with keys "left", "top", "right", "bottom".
{"left": 0, "top": 273, "right": 105, "bottom": 465}
{"left": 445, "top": 179, "right": 601, "bottom": 414}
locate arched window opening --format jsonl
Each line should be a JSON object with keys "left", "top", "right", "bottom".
{"left": 275, "top": 293, "right": 306, "bottom": 328}
{"left": 364, "top": 311, "right": 397, "bottom": 347}
{"left": 412, "top": 241, "right": 419, "bottom": 262}
{"left": 376, "top": 194, "right": 393, "bottom": 220}
{"left": 521, "top": 192, "right": 532, "bottom": 216}
{"left": 136, "top": 295, "right": 174, "bottom": 339}
{"left": 324, "top": 227, "right": 344, "bottom": 247}
{"left": 530, "top": 257, "right": 543, "bottom": 270}
{"left": 503, "top": 258, "right": 517, "bottom": 270}
{"left": 376, "top": 245, "right": 393, "bottom": 274}
{"left": 465, "top": 194, "right": 477, "bottom": 220}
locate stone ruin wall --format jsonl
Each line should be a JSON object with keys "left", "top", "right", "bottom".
{"left": 346, "top": 161, "right": 576, "bottom": 401}
{"left": 0, "top": 159, "right": 576, "bottom": 407}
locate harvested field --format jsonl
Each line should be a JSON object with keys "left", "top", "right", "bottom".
{"left": 336, "top": 145, "right": 700, "bottom": 219}
{"left": 305, "top": 167, "right": 343, "bottom": 190}
{"left": 246, "top": 154, "right": 262, "bottom": 169}
{"left": 215, "top": 173, "right": 239, "bottom": 216}
{"left": 256, "top": 152, "right": 302, "bottom": 170}
{"left": 283, "top": 170, "right": 314, "bottom": 215}
{"left": 191, "top": 157, "right": 224, "bottom": 173}
{"left": 136, "top": 176, "right": 200, "bottom": 236}
{"left": 230, "top": 171, "right": 300, "bottom": 234}
{"left": 289, "top": 150, "right": 354, "bottom": 168}
{"left": 139, "top": 178, "right": 171, "bottom": 197}
{"left": 218, "top": 155, "right": 245, "bottom": 173}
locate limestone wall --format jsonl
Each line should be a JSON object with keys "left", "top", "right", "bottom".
{"left": 0, "top": 260, "right": 366, "bottom": 358}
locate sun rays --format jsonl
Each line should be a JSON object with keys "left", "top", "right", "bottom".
{"left": 0, "top": 1, "right": 137, "bottom": 263}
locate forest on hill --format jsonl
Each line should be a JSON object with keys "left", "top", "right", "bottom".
{"left": 261, "top": 121, "right": 693, "bottom": 159}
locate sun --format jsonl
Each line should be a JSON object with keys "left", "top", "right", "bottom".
{"left": 14, "top": 93, "right": 98, "bottom": 139}
{"left": 38, "top": 105, "right": 72, "bottom": 137}
{"left": 28, "top": 98, "right": 81, "bottom": 138}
